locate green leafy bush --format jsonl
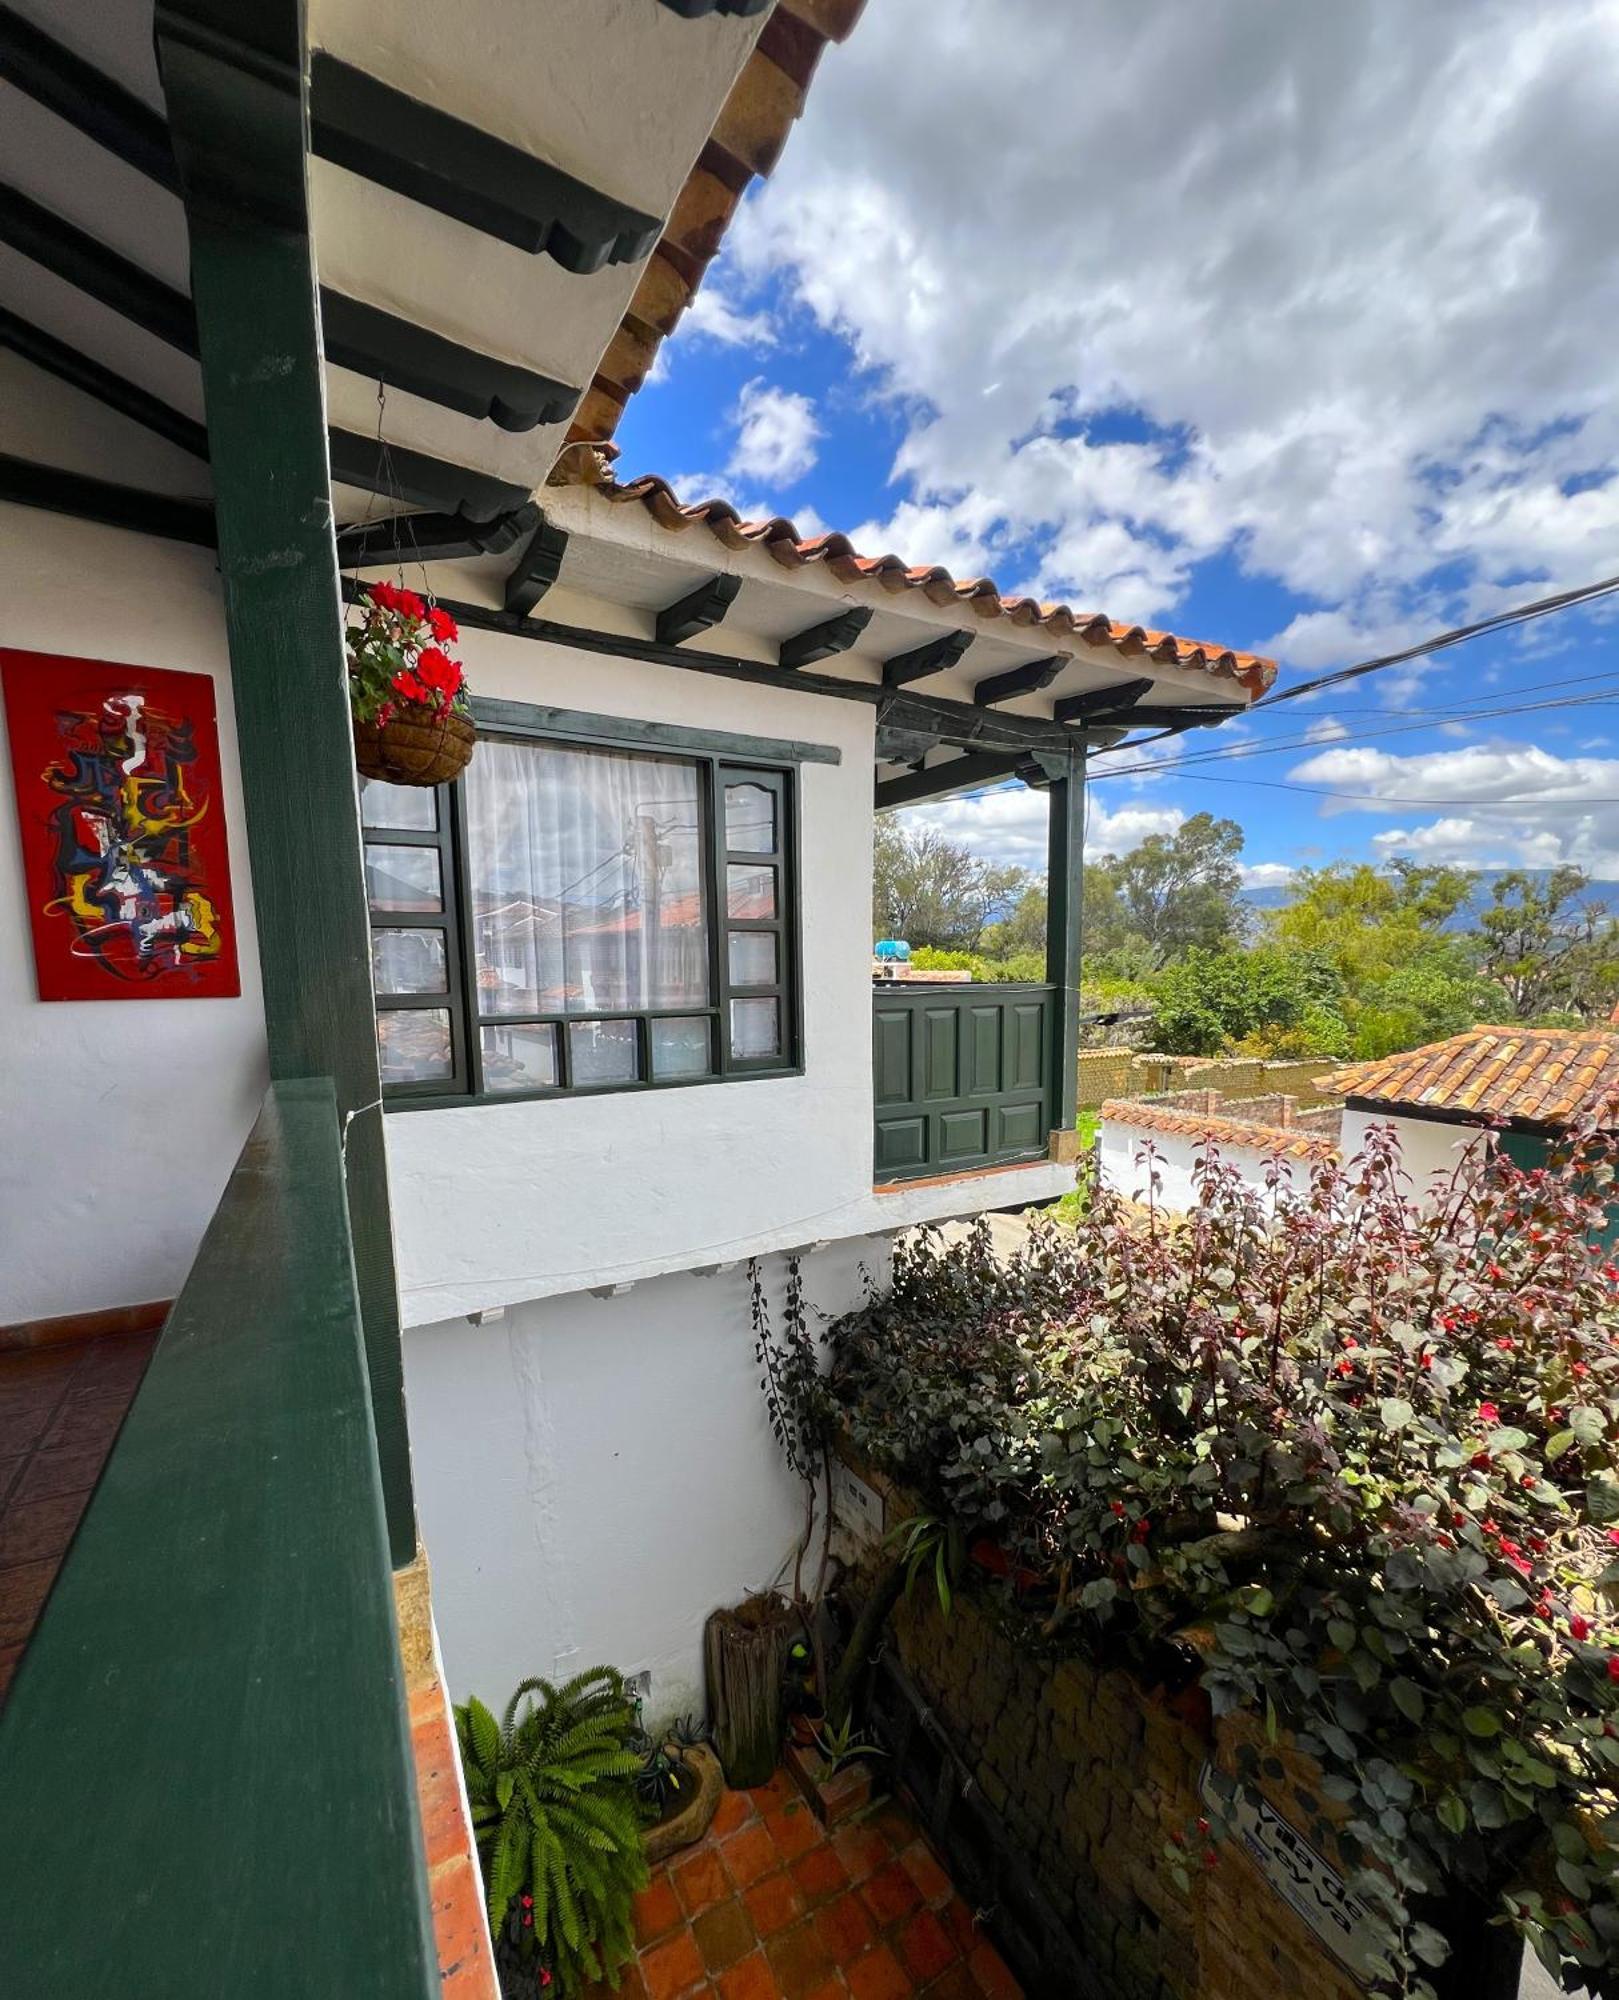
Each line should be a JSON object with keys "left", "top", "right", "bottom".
{"left": 829, "top": 1126, "right": 1619, "bottom": 1993}
{"left": 456, "top": 1668, "right": 647, "bottom": 1995}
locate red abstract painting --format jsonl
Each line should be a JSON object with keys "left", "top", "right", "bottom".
{"left": 1, "top": 650, "right": 241, "bottom": 1000}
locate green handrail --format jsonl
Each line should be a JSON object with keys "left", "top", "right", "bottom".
{"left": 0, "top": 1080, "right": 438, "bottom": 1997}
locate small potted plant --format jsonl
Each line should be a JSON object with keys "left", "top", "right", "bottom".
{"left": 347, "top": 579, "right": 475, "bottom": 786}
{"left": 635, "top": 1715, "right": 725, "bottom": 1863}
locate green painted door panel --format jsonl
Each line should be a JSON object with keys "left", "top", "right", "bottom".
{"left": 872, "top": 984, "right": 1058, "bottom": 1181}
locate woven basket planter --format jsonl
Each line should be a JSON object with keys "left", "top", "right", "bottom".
{"left": 353, "top": 707, "right": 475, "bottom": 787}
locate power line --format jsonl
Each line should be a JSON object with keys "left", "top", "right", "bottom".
{"left": 1150, "top": 768, "right": 1619, "bottom": 807}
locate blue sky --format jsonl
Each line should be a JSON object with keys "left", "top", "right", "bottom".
{"left": 617, "top": 0, "right": 1619, "bottom": 891}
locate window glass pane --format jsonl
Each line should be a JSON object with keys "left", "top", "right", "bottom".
{"left": 377, "top": 1008, "right": 452, "bottom": 1084}
{"left": 372, "top": 928, "right": 447, "bottom": 995}
{"left": 480, "top": 1022, "right": 558, "bottom": 1093}
{"left": 728, "top": 932, "right": 777, "bottom": 987}
{"left": 725, "top": 782, "right": 775, "bottom": 853}
{"left": 651, "top": 1016, "right": 713, "bottom": 1079}
{"left": 727, "top": 863, "right": 776, "bottom": 921}
{"left": 360, "top": 778, "right": 436, "bottom": 831}
{"left": 366, "top": 843, "right": 442, "bottom": 913}
{"left": 568, "top": 1017, "right": 639, "bottom": 1086}
{"left": 730, "top": 997, "right": 781, "bottom": 1061}
{"left": 465, "top": 738, "right": 710, "bottom": 1015}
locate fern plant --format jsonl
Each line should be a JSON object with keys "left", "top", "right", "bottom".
{"left": 455, "top": 1667, "right": 647, "bottom": 1997}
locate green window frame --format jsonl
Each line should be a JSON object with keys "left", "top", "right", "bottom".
{"left": 362, "top": 706, "right": 808, "bottom": 1107}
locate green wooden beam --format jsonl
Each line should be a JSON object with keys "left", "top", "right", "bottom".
{"left": 0, "top": 451, "right": 214, "bottom": 545}
{"left": 156, "top": 0, "right": 415, "bottom": 1564}
{"left": 0, "top": 1082, "right": 437, "bottom": 1996}
{"left": 1045, "top": 745, "right": 1083, "bottom": 1134}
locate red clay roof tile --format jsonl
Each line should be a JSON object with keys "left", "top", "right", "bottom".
{"left": 1326, "top": 1028, "right": 1619, "bottom": 1127}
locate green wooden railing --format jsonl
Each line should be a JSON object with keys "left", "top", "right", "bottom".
{"left": 0, "top": 1080, "right": 438, "bottom": 1998}
{"left": 873, "top": 981, "right": 1057, "bottom": 1181}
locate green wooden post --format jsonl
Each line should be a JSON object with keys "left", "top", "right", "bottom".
{"left": 1045, "top": 746, "right": 1084, "bottom": 1136}
{"left": 157, "top": 0, "right": 415, "bottom": 1563}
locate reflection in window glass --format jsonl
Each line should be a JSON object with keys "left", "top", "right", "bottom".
{"left": 365, "top": 843, "right": 442, "bottom": 913}
{"left": 360, "top": 778, "right": 436, "bottom": 832}
{"left": 568, "top": 1017, "right": 639, "bottom": 1086}
{"left": 725, "top": 782, "right": 775, "bottom": 853}
{"left": 651, "top": 1016, "right": 712, "bottom": 1079}
{"left": 372, "top": 929, "right": 447, "bottom": 995}
{"left": 730, "top": 997, "right": 781, "bottom": 1060}
{"left": 727, "top": 863, "right": 776, "bottom": 921}
{"left": 377, "top": 1008, "right": 452, "bottom": 1084}
{"left": 465, "top": 739, "right": 709, "bottom": 1016}
{"left": 728, "top": 932, "right": 776, "bottom": 987}
{"left": 480, "top": 1022, "right": 558, "bottom": 1093}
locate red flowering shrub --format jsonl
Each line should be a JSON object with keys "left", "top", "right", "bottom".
{"left": 830, "top": 1121, "right": 1619, "bottom": 1993}
{"left": 346, "top": 582, "right": 467, "bottom": 727}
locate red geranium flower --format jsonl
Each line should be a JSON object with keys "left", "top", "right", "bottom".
{"left": 416, "top": 646, "right": 463, "bottom": 700}
{"left": 1609, "top": 1655, "right": 1619, "bottom": 1682}
{"left": 396, "top": 587, "right": 426, "bottom": 619}
{"left": 428, "top": 605, "right": 459, "bottom": 643}
{"left": 1478, "top": 1402, "right": 1500, "bottom": 1426}
{"left": 1570, "top": 1615, "right": 1591, "bottom": 1641}
{"left": 391, "top": 668, "right": 428, "bottom": 703}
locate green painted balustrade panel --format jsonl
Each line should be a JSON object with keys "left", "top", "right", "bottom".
{"left": 0, "top": 1080, "right": 438, "bottom": 1999}
{"left": 873, "top": 983, "right": 1056, "bottom": 1181}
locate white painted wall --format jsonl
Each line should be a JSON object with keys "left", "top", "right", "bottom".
{"left": 0, "top": 502, "right": 267, "bottom": 1323}
{"left": 1338, "top": 1108, "right": 1484, "bottom": 1205}
{"left": 404, "top": 1238, "right": 888, "bottom": 1719}
{"left": 1099, "top": 1114, "right": 1323, "bottom": 1212}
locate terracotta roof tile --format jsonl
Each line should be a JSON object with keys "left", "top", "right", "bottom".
{"left": 1326, "top": 1027, "right": 1619, "bottom": 1127}
{"left": 593, "top": 475, "right": 1277, "bottom": 694}
{"left": 1100, "top": 1099, "right": 1336, "bottom": 1163}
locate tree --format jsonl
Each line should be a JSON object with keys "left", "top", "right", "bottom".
{"left": 1268, "top": 860, "right": 1473, "bottom": 991}
{"left": 1477, "top": 867, "right": 1619, "bottom": 1021}
{"left": 872, "top": 819, "right": 1027, "bottom": 950}
{"left": 1087, "top": 812, "right": 1246, "bottom": 962}
{"left": 981, "top": 881, "right": 1047, "bottom": 957}
{"left": 1150, "top": 944, "right": 1348, "bottom": 1057}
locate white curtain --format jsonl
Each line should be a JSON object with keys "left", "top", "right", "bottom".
{"left": 465, "top": 738, "right": 709, "bottom": 1017}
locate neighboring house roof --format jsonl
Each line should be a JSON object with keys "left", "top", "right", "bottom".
{"left": 1100, "top": 1098, "right": 1336, "bottom": 1163}
{"left": 569, "top": 1, "right": 867, "bottom": 450}
{"left": 1325, "top": 1027, "right": 1619, "bottom": 1128}
{"left": 594, "top": 474, "right": 1279, "bottom": 694}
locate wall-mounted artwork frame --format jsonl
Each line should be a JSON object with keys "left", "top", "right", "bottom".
{"left": 1, "top": 649, "right": 241, "bottom": 1001}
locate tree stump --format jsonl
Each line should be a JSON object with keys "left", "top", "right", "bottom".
{"left": 705, "top": 1594, "right": 793, "bottom": 1788}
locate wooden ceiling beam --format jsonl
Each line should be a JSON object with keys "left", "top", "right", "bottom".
{"left": 503, "top": 514, "right": 571, "bottom": 616}
{"left": 0, "top": 306, "right": 207, "bottom": 458}
{"left": 0, "top": 451, "right": 214, "bottom": 546}
{"left": 874, "top": 753, "right": 1023, "bottom": 811}
{"left": 337, "top": 503, "right": 540, "bottom": 569}
{"left": 881, "top": 627, "right": 973, "bottom": 688}
{"left": 780, "top": 605, "right": 871, "bottom": 670}
{"left": 972, "top": 652, "right": 1066, "bottom": 707}
{"left": 1053, "top": 677, "right": 1155, "bottom": 726}
{"left": 654, "top": 572, "right": 742, "bottom": 646}
{"left": 0, "top": 4, "right": 179, "bottom": 191}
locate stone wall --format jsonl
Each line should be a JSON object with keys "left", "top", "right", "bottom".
{"left": 1077, "top": 1051, "right": 1341, "bottom": 1113}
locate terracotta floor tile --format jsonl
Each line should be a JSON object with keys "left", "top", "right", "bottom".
{"left": 765, "top": 1800, "right": 823, "bottom": 1862}
{"left": 711, "top": 1789, "right": 756, "bottom": 1839}
{"left": 428, "top": 1852, "right": 497, "bottom": 1996}
{"left": 938, "top": 1897, "right": 980, "bottom": 1957}
{"left": 748, "top": 1771, "right": 797, "bottom": 1814}
{"left": 966, "top": 1940, "right": 1021, "bottom": 2000}
{"left": 0, "top": 1404, "right": 53, "bottom": 1456}
{"left": 0, "top": 1456, "right": 23, "bottom": 1504}
{"left": 846, "top": 1943, "right": 915, "bottom": 2000}
{"left": 920, "top": 1966, "right": 977, "bottom": 2000}
{"left": 764, "top": 1918, "right": 838, "bottom": 2000}
{"left": 859, "top": 1860, "right": 924, "bottom": 1930}
{"left": 671, "top": 1844, "right": 732, "bottom": 1919}
{"left": 791, "top": 1841, "right": 849, "bottom": 1907}
{"left": 11, "top": 1444, "right": 114, "bottom": 1505}
{"left": 0, "top": 1347, "right": 82, "bottom": 1389}
{"left": 898, "top": 1840, "right": 953, "bottom": 1908}
{"left": 634, "top": 1875, "right": 686, "bottom": 1946}
{"left": 0, "top": 1489, "right": 91, "bottom": 1569}
{"left": 743, "top": 1868, "right": 804, "bottom": 1940}
{"left": 692, "top": 1896, "right": 756, "bottom": 1975}
{"left": 716, "top": 1949, "right": 779, "bottom": 2000}
{"left": 0, "top": 1558, "right": 58, "bottom": 1647}
{"left": 831, "top": 1821, "right": 891, "bottom": 1884}
{"left": 895, "top": 1911, "right": 956, "bottom": 1986}
{"left": 813, "top": 1890, "right": 876, "bottom": 1962}
{"left": 40, "top": 1396, "right": 129, "bottom": 1453}
{"left": 0, "top": 1643, "right": 22, "bottom": 1699}
{"left": 803, "top": 1985, "right": 846, "bottom": 2000}
{"left": 721, "top": 1819, "right": 780, "bottom": 1891}
{"left": 866, "top": 1804, "right": 916, "bottom": 1851}
{"left": 640, "top": 1927, "right": 706, "bottom": 2000}
{"left": 71, "top": 1337, "right": 156, "bottom": 1390}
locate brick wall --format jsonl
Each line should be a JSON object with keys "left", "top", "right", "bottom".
{"left": 852, "top": 1468, "right": 1368, "bottom": 2000}
{"left": 1077, "top": 1048, "right": 1138, "bottom": 1109}
{"left": 1079, "top": 1052, "right": 1342, "bottom": 1113}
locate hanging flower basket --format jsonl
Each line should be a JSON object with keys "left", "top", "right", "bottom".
{"left": 347, "top": 581, "right": 474, "bottom": 787}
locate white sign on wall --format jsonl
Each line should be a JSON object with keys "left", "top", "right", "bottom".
{"left": 1198, "top": 1763, "right": 1381, "bottom": 1985}
{"left": 830, "top": 1461, "right": 885, "bottom": 1551}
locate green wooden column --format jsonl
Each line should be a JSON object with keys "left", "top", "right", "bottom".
{"left": 1045, "top": 745, "right": 1084, "bottom": 1135}
{"left": 157, "top": 0, "right": 415, "bottom": 1563}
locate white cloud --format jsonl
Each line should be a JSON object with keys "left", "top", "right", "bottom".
{"left": 891, "top": 783, "right": 1182, "bottom": 873}
{"left": 680, "top": 284, "right": 776, "bottom": 350}
{"left": 729, "top": 1, "right": 1619, "bottom": 662}
{"left": 1241, "top": 862, "right": 1297, "bottom": 889}
{"left": 1302, "top": 718, "right": 1350, "bottom": 745}
{"left": 725, "top": 378, "right": 821, "bottom": 488}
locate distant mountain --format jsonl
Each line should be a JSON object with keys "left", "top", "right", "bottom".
{"left": 1242, "top": 868, "right": 1619, "bottom": 924}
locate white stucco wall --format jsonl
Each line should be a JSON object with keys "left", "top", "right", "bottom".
{"left": 0, "top": 502, "right": 268, "bottom": 1324}
{"left": 1338, "top": 1107, "right": 1484, "bottom": 1205}
{"left": 1099, "top": 1115, "right": 1323, "bottom": 1212}
{"left": 404, "top": 1237, "right": 887, "bottom": 1719}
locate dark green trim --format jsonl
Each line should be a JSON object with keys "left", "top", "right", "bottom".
{"left": 656, "top": 572, "right": 742, "bottom": 647}
{"left": 309, "top": 52, "right": 661, "bottom": 272}
{"left": 882, "top": 628, "right": 973, "bottom": 688}
{"left": 872, "top": 981, "right": 1057, "bottom": 1180}
{"left": 0, "top": 1081, "right": 437, "bottom": 1997}
{"left": 974, "top": 653, "right": 1066, "bottom": 706}
{"left": 1053, "top": 678, "right": 1154, "bottom": 726}
{"left": 0, "top": 451, "right": 214, "bottom": 544}
{"left": 321, "top": 292, "right": 580, "bottom": 433}
{"left": 1045, "top": 746, "right": 1083, "bottom": 1132}
{"left": 875, "top": 752, "right": 1024, "bottom": 811}
{"left": 328, "top": 426, "right": 530, "bottom": 524}
{"left": 503, "top": 513, "right": 571, "bottom": 615}
{"left": 159, "top": 0, "right": 415, "bottom": 1565}
{"left": 659, "top": 0, "right": 773, "bottom": 15}
{"left": 338, "top": 502, "right": 540, "bottom": 568}
{"left": 780, "top": 605, "right": 872, "bottom": 670}
{"left": 0, "top": 307, "right": 209, "bottom": 458}
{"left": 470, "top": 695, "right": 841, "bottom": 766}
{"left": 0, "top": 185, "right": 198, "bottom": 350}
{"left": 0, "top": 3, "right": 180, "bottom": 190}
